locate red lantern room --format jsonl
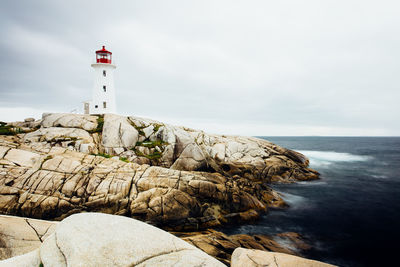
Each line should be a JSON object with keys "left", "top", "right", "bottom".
{"left": 95, "top": 46, "right": 112, "bottom": 64}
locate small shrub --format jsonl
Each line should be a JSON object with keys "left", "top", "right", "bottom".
{"left": 129, "top": 121, "right": 145, "bottom": 136}
{"left": 0, "top": 122, "right": 24, "bottom": 135}
{"left": 89, "top": 115, "right": 104, "bottom": 134}
{"left": 134, "top": 149, "right": 163, "bottom": 161}
{"left": 152, "top": 123, "right": 163, "bottom": 132}
{"left": 146, "top": 151, "right": 163, "bottom": 160}
{"left": 135, "top": 140, "right": 168, "bottom": 148}
{"left": 119, "top": 157, "right": 129, "bottom": 163}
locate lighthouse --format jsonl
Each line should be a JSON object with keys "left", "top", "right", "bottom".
{"left": 84, "top": 46, "right": 117, "bottom": 114}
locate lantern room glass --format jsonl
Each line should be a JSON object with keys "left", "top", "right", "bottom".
{"left": 96, "top": 53, "right": 112, "bottom": 64}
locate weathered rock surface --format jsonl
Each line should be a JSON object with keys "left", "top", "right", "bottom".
{"left": 0, "top": 213, "right": 329, "bottom": 267}
{"left": 231, "top": 248, "right": 336, "bottom": 267}
{"left": 0, "top": 215, "right": 56, "bottom": 260}
{"left": 15, "top": 113, "right": 318, "bottom": 183}
{"left": 24, "top": 127, "right": 93, "bottom": 144}
{"left": 1, "top": 215, "right": 309, "bottom": 264}
{"left": 0, "top": 250, "right": 41, "bottom": 267}
{"left": 7, "top": 119, "right": 40, "bottom": 130}
{"left": 177, "top": 229, "right": 310, "bottom": 265}
{"left": 102, "top": 114, "right": 139, "bottom": 154}
{"left": 0, "top": 213, "right": 225, "bottom": 266}
{"left": 0, "top": 113, "right": 318, "bottom": 229}
{"left": 41, "top": 113, "right": 98, "bottom": 131}
{"left": 0, "top": 146, "right": 271, "bottom": 229}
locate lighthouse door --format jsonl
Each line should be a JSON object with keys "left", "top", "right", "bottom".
{"left": 84, "top": 102, "right": 90, "bottom": 114}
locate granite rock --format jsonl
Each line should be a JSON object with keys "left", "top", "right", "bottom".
{"left": 41, "top": 113, "right": 98, "bottom": 131}
{"left": 0, "top": 213, "right": 225, "bottom": 267}
{"left": 0, "top": 215, "right": 56, "bottom": 260}
{"left": 0, "top": 113, "right": 318, "bottom": 229}
{"left": 231, "top": 248, "right": 336, "bottom": 267}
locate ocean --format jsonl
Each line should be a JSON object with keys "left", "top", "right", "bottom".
{"left": 223, "top": 137, "right": 400, "bottom": 267}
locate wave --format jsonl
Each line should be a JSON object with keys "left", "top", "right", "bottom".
{"left": 297, "top": 181, "right": 327, "bottom": 186}
{"left": 279, "top": 192, "right": 308, "bottom": 209}
{"left": 370, "top": 174, "right": 387, "bottom": 179}
{"left": 273, "top": 236, "right": 300, "bottom": 252}
{"left": 298, "top": 150, "right": 372, "bottom": 167}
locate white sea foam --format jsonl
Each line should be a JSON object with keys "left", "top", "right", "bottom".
{"left": 297, "top": 181, "right": 327, "bottom": 186}
{"left": 298, "top": 150, "right": 372, "bottom": 167}
{"left": 273, "top": 236, "right": 300, "bottom": 252}
{"left": 279, "top": 192, "right": 307, "bottom": 207}
{"left": 371, "top": 174, "right": 387, "bottom": 179}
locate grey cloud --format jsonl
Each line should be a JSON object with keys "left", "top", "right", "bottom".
{"left": 0, "top": 0, "right": 399, "bottom": 135}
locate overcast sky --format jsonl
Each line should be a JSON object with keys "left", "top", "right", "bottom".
{"left": 0, "top": 1, "right": 399, "bottom": 136}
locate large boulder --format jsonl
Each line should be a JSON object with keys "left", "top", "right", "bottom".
{"left": 24, "top": 127, "right": 93, "bottom": 143}
{"left": 0, "top": 215, "right": 312, "bottom": 266}
{"left": 0, "top": 214, "right": 335, "bottom": 267}
{"left": 2, "top": 149, "right": 41, "bottom": 168}
{"left": 0, "top": 250, "right": 41, "bottom": 267}
{"left": 0, "top": 213, "right": 225, "bottom": 267}
{"left": 102, "top": 114, "right": 139, "bottom": 154}
{"left": 231, "top": 248, "right": 336, "bottom": 267}
{"left": 23, "top": 127, "right": 96, "bottom": 154}
{"left": 0, "top": 215, "right": 56, "bottom": 260}
{"left": 41, "top": 113, "right": 98, "bottom": 131}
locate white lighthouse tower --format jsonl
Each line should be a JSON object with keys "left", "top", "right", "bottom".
{"left": 84, "top": 46, "right": 117, "bottom": 114}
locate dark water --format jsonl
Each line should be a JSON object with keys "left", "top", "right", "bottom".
{"left": 223, "top": 137, "right": 400, "bottom": 267}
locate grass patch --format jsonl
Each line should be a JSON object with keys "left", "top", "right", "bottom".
{"left": 129, "top": 121, "right": 146, "bottom": 136}
{"left": 0, "top": 121, "right": 25, "bottom": 135}
{"left": 153, "top": 123, "right": 163, "bottom": 132}
{"left": 135, "top": 150, "right": 163, "bottom": 160}
{"left": 92, "top": 153, "right": 112, "bottom": 158}
{"left": 135, "top": 140, "right": 168, "bottom": 148}
{"left": 129, "top": 120, "right": 164, "bottom": 137}
{"left": 119, "top": 157, "right": 129, "bottom": 163}
{"left": 89, "top": 115, "right": 104, "bottom": 134}
{"left": 44, "top": 155, "right": 53, "bottom": 162}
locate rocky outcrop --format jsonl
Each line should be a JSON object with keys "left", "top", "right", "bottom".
{"left": 41, "top": 113, "right": 98, "bottom": 131}
{"left": 0, "top": 214, "right": 330, "bottom": 266}
{"left": 231, "top": 247, "right": 336, "bottom": 267}
{"left": 0, "top": 114, "right": 322, "bottom": 231}
{"left": 177, "top": 230, "right": 311, "bottom": 265}
{"left": 24, "top": 127, "right": 93, "bottom": 144}
{"left": 15, "top": 113, "right": 318, "bottom": 183}
{"left": 0, "top": 213, "right": 225, "bottom": 266}
{"left": 0, "top": 145, "right": 273, "bottom": 229}
{"left": 0, "top": 113, "right": 318, "bottom": 229}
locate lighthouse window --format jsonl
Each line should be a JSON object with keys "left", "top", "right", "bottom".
{"left": 103, "top": 102, "right": 107, "bottom": 108}
{"left": 103, "top": 70, "right": 106, "bottom": 77}
{"left": 103, "top": 85, "right": 106, "bottom": 92}
{"left": 95, "top": 105, "right": 98, "bottom": 108}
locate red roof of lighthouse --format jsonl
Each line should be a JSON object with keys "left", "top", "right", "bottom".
{"left": 96, "top": 46, "right": 112, "bottom": 54}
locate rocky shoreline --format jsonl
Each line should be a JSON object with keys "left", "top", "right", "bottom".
{"left": 0, "top": 213, "right": 334, "bottom": 266}
{"left": 0, "top": 113, "right": 330, "bottom": 266}
{"left": 0, "top": 213, "right": 310, "bottom": 265}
